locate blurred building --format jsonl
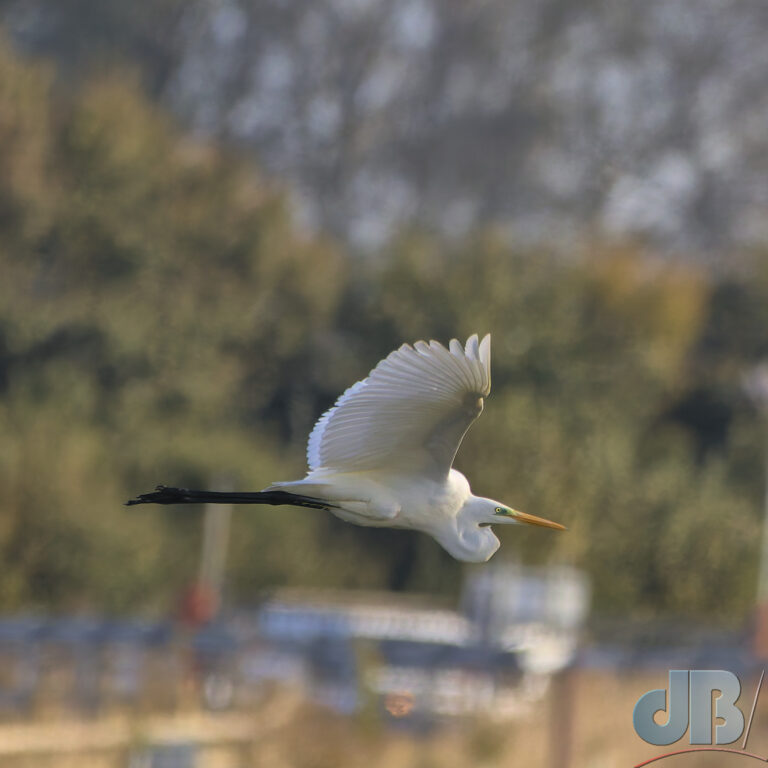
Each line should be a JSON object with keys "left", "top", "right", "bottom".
{"left": 249, "top": 563, "right": 590, "bottom": 721}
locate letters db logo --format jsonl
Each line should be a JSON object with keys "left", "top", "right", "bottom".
{"left": 633, "top": 669, "right": 766, "bottom": 766}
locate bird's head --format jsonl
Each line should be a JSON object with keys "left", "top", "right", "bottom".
{"left": 445, "top": 497, "right": 566, "bottom": 563}
{"left": 483, "top": 502, "right": 566, "bottom": 532}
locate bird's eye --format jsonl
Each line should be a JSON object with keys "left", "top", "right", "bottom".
{"left": 494, "top": 507, "right": 503, "bottom": 514}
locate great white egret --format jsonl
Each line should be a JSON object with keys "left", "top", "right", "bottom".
{"left": 127, "top": 334, "right": 564, "bottom": 561}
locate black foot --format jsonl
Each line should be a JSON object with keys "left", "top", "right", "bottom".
{"left": 125, "top": 485, "right": 188, "bottom": 505}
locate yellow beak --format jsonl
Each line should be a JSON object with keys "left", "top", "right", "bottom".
{"left": 507, "top": 509, "right": 567, "bottom": 531}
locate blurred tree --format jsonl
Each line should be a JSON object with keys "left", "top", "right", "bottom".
{"left": 6, "top": 0, "right": 767, "bottom": 252}
{"left": 0, "top": 35, "right": 352, "bottom": 612}
{"left": 0, "top": 0, "right": 186, "bottom": 94}
{"left": 0, "top": 34, "right": 766, "bottom": 623}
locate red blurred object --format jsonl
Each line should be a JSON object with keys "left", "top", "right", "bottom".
{"left": 754, "top": 602, "right": 768, "bottom": 660}
{"left": 179, "top": 582, "right": 219, "bottom": 628}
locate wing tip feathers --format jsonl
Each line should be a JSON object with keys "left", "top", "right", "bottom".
{"left": 306, "top": 332, "right": 492, "bottom": 470}
{"left": 479, "top": 333, "right": 491, "bottom": 388}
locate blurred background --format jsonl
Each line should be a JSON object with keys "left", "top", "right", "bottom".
{"left": 1, "top": 1, "right": 768, "bottom": 766}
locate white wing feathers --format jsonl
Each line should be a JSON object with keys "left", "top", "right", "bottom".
{"left": 307, "top": 334, "right": 491, "bottom": 477}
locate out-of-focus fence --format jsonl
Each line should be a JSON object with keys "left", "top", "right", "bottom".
{"left": 0, "top": 607, "right": 761, "bottom": 768}
{"left": 0, "top": 616, "right": 283, "bottom": 719}
{"left": 0, "top": 617, "right": 177, "bottom": 716}
{"left": 0, "top": 565, "right": 596, "bottom": 766}
{"left": 0, "top": 565, "right": 592, "bottom": 722}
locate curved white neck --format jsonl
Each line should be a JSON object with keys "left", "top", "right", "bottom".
{"left": 433, "top": 495, "right": 502, "bottom": 562}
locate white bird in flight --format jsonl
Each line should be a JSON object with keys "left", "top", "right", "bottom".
{"left": 128, "top": 334, "right": 564, "bottom": 561}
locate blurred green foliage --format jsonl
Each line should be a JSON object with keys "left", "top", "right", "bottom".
{"left": 1, "top": 36, "right": 767, "bottom": 622}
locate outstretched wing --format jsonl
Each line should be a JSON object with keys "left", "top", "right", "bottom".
{"left": 307, "top": 334, "right": 491, "bottom": 478}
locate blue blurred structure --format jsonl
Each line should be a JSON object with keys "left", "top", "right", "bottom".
{"left": 0, "top": 564, "right": 591, "bottom": 722}
{"left": 0, "top": 617, "right": 47, "bottom": 712}
{"left": 0, "top": 561, "right": 758, "bottom": 742}
{"left": 244, "top": 564, "right": 590, "bottom": 719}
{"left": 128, "top": 743, "right": 197, "bottom": 768}
{"left": 0, "top": 617, "right": 174, "bottom": 715}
